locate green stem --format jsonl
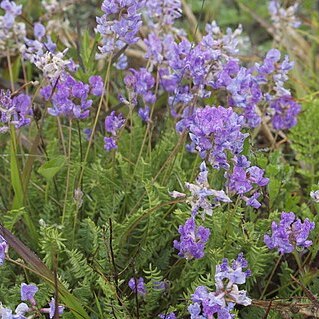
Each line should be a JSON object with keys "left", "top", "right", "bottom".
{"left": 293, "top": 250, "right": 303, "bottom": 273}
{"left": 62, "top": 120, "right": 73, "bottom": 224}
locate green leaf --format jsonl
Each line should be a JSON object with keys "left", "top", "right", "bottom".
{"left": 3, "top": 208, "right": 25, "bottom": 231}
{"left": 10, "top": 128, "right": 23, "bottom": 209}
{"left": 38, "top": 156, "right": 66, "bottom": 181}
{"left": 0, "top": 225, "right": 91, "bottom": 319}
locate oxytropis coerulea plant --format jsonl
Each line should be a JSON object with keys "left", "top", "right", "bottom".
{"left": 0, "top": 0, "right": 317, "bottom": 318}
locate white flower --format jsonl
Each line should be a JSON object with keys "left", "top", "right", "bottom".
{"left": 310, "top": 190, "right": 319, "bottom": 203}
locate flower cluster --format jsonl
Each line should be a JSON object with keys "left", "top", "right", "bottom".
{"left": 188, "top": 253, "right": 251, "bottom": 318}
{"left": 256, "top": 49, "right": 294, "bottom": 96}
{"left": 104, "top": 111, "right": 125, "bottom": 151}
{"left": 89, "top": 75, "right": 104, "bottom": 97}
{"left": 144, "top": 0, "right": 182, "bottom": 27}
{"left": 39, "top": 0, "right": 74, "bottom": 48}
{"left": 0, "top": 0, "right": 26, "bottom": 55}
{"left": 254, "top": 48, "right": 301, "bottom": 130}
{"left": 124, "top": 68, "right": 155, "bottom": 121}
{"left": 213, "top": 61, "right": 262, "bottom": 128}
{"left": 269, "top": 95, "right": 301, "bottom": 130}
{"left": 226, "top": 155, "right": 269, "bottom": 209}
{"left": 0, "top": 89, "right": 32, "bottom": 133}
{"left": 0, "top": 283, "right": 64, "bottom": 319}
{"left": 95, "top": 0, "right": 144, "bottom": 62}
{"left": 211, "top": 48, "right": 300, "bottom": 130}
{"left": 40, "top": 74, "right": 102, "bottom": 119}
{"left": 264, "top": 212, "right": 315, "bottom": 254}
{"left": 177, "top": 106, "right": 248, "bottom": 170}
{"left": 173, "top": 218, "right": 210, "bottom": 260}
{"left": 141, "top": 20, "right": 245, "bottom": 115}
{"left": 269, "top": 0, "right": 301, "bottom": 32}
{"left": 20, "top": 21, "right": 77, "bottom": 80}
{"left": 0, "top": 0, "right": 21, "bottom": 29}
{"left": 171, "top": 163, "right": 231, "bottom": 260}
{"left": 171, "top": 162, "right": 231, "bottom": 217}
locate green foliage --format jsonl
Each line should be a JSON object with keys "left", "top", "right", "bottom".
{"left": 38, "top": 156, "right": 66, "bottom": 181}
{"left": 290, "top": 98, "right": 319, "bottom": 185}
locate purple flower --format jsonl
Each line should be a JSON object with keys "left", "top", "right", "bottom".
{"left": 15, "top": 303, "right": 29, "bottom": 316}
{"left": 1, "top": 0, "right": 22, "bottom": 29}
{"left": 0, "top": 235, "right": 8, "bottom": 266}
{"left": 44, "top": 36, "right": 57, "bottom": 53}
{"left": 104, "top": 137, "right": 118, "bottom": 151}
{"left": 257, "top": 49, "right": 281, "bottom": 77}
{"left": 124, "top": 68, "right": 155, "bottom": 106}
{"left": 0, "top": 90, "right": 32, "bottom": 132}
{"left": 158, "top": 312, "right": 176, "bottom": 319}
{"left": 188, "top": 302, "right": 202, "bottom": 318}
{"left": 0, "top": 0, "right": 25, "bottom": 56}
{"left": 105, "top": 111, "right": 125, "bottom": 136}
{"left": 42, "top": 73, "right": 92, "bottom": 119}
{"left": 270, "top": 95, "right": 301, "bottom": 130}
{"left": 138, "top": 106, "right": 150, "bottom": 122}
{"left": 188, "top": 254, "right": 251, "bottom": 319}
{"left": 243, "top": 104, "right": 262, "bottom": 128}
{"left": 246, "top": 166, "right": 269, "bottom": 187}
{"left": 189, "top": 286, "right": 231, "bottom": 319}
{"left": 83, "top": 128, "right": 92, "bottom": 141}
{"left": 40, "top": 298, "right": 64, "bottom": 319}
{"left": 0, "top": 0, "right": 22, "bottom": 16}
{"left": 215, "top": 253, "right": 251, "bottom": 289}
{"left": 159, "top": 71, "right": 179, "bottom": 96}
{"left": 227, "top": 166, "right": 253, "bottom": 194}
{"left": 48, "top": 298, "right": 64, "bottom": 319}
{"left": 225, "top": 67, "right": 262, "bottom": 123}
{"left": 173, "top": 218, "right": 210, "bottom": 260}
{"left": 177, "top": 106, "right": 248, "bottom": 170}
{"left": 227, "top": 158, "right": 269, "bottom": 193}
{"left": 89, "top": 75, "right": 104, "bottom": 96}
{"left": 269, "top": 0, "right": 301, "bottom": 29}
{"left": 145, "top": 33, "right": 163, "bottom": 64}
{"left": 243, "top": 192, "right": 262, "bottom": 209}
{"left": 21, "top": 283, "right": 38, "bottom": 303}
{"left": 255, "top": 49, "right": 294, "bottom": 97}
{"left": 264, "top": 212, "right": 315, "bottom": 254}
{"left": 103, "top": 101, "right": 125, "bottom": 153}
{"left": 95, "top": 0, "right": 143, "bottom": 59}
{"left": 212, "top": 59, "right": 239, "bottom": 89}
{"left": 226, "top": 156, "right": 269, "bottom": 208}
{"left": 34, "top": 22, "right": 46, "bottom": 40}
{"left": 144, "top": 0, "right": 182, "bottom": 26}
{"left": 128, "top": 277, "right": 147, "bottom": 296}
{"left": 0, "top": 308, "right": 13, "bottom": 319}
